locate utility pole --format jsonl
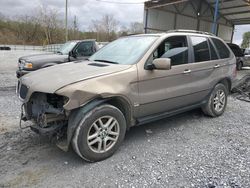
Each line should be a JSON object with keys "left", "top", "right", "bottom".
{"left": 73, "top": 15, "right": 77, "bottom": 39}
{"left": 65, "top": 0, "right": 68, "bottom": 42}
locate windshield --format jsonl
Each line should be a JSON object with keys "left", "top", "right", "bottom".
{"left": 58, "top": 41, "right": 78, "bottom": 55}
{"left": 89, "top": 36, "right": 158, "bottom": 65}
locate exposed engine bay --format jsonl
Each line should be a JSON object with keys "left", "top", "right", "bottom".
{"left": 20, "top": 92, "right": 68, "bottom": 135}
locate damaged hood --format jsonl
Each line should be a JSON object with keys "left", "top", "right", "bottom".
{"left": 20, "top": 61, "right": 132, "bottom": 94}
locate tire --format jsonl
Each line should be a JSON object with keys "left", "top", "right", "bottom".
{"left": 202, "top": 83, "right": 228, "bottom": 117}
{"left": 72, "top": 104, "right": 126, "bottom": 162}
{"left": 236, "top": 61, "right": 243, "bottom": 70}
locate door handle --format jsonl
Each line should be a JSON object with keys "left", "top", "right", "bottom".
{"left": 183, "top": 69, "right": 191, "bottom": 74}
{"left": 214, "top": 64, "right": 220, "bottom": 69}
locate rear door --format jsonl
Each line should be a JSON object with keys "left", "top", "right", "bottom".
{"left": 186, "top": 36, "right": 222, "bottom": 97}
{"left": 210, "top": 38, "right": 233, "bottom": 81}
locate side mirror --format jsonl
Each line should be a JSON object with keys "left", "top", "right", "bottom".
{"left": 147, "top": 58, "right": 171, "bottom": 70}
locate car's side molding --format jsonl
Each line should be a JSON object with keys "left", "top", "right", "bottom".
{"left": 137, "top": 100, "right": 207, "bottom": 126}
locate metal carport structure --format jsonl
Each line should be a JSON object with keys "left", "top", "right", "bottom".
{"left": 144, "top": 0, "right": 250, "bottom": 42}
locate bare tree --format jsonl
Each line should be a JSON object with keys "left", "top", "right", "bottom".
{"left": 0, "top": 12, "right": 6, "bottom": 20}
{"left": 90, "top": 14, "right": 119, "bottom": 41}
{"left": 15, "top": 15, "right": 42, "bottom": 44}
{"left": 118, "top": 25, "right": 129, "bottom": 37}
{"left": 129, "top": 22, "right": 144, "bottom": 34}
{"left": 241, "top": 32, "right": 250, "bottom": 49}
{"left": 37, "top": 6, "right": 64, "bottom": 44}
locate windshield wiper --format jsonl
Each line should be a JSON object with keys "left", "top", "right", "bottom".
{"left": 93, "top": 59, "right": 118, "bottom": 64}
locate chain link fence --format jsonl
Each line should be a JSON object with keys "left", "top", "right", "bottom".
{"left": 0, "top": 44, "right": 63, "bottom": 52}
{"left": 0, "top": 42, "right": 108, "bottom": 52}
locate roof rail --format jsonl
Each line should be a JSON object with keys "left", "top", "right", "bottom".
{"left": 166, "top": 29, "right": 215, "bottom": 36}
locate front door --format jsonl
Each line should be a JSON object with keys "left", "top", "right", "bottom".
{"left": 74, "top": 41, "right": 96, "bottom": 60}
{"left": 137, "top": 36, "right": 200, "bottom": 118}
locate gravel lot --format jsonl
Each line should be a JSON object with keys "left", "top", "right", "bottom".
{"left": 0, "top": 51, "right": 250, "bottom": 188}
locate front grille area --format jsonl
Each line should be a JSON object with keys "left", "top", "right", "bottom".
{"left": 19, "top": 84, "right": 28, "bottom": 99}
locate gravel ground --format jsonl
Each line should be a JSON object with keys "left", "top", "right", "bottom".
{"left": 0, "top": 51, "right": 250, "bottom": 188}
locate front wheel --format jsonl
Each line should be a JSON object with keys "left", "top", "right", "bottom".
{"left": 72, "top": 104, "right": 126, "bottom": 162}
{"left": 202, "top": 83, "right": 228, "bottom": 117}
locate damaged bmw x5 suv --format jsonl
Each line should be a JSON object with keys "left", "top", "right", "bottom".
{"left": 17, "top": 30, "right": 236, "bottom": 162}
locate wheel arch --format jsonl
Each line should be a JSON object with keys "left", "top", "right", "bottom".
{"left": 64, "top": 96, "right": 132, "bottom": 151}
{"left": 105, "top": 96, "right": 133, "bottom": 130}
{"left": 218, "top": 77, "right": 232, "bottom": 92}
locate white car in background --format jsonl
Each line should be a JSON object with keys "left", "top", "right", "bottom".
{"left": 244, "top": 48, "right": 250, "bottom": 64}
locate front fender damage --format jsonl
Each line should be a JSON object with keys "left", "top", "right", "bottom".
{"left": 56, "top": 99, "right": 107, "bottom": 151}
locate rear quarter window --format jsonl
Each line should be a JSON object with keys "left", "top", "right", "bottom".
{"left": 211, "top": 38, "right": 230, "bottom": 59}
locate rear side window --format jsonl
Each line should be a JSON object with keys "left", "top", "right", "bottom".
{"left": 211, "top": 38, "right": 230, "bottom": 59}
{"left": 190, "top": 36, "right": 210, "bottom": 62}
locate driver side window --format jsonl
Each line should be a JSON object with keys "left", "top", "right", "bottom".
{"left": 147, "top": 36, "right": 189, "bottom": 66}
{"left": 75, "top": 42, "right": 95, "bottom": 57}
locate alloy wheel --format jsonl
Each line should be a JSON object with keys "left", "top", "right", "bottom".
{"left": 213, "top": 89, "right": 226, "bottom": 112}
{"left": 87, "top": 116, "right": 120, "bottom": 153}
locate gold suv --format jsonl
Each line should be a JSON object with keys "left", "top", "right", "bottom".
{"left": 17, "top": 30, "right": 237, "bottom": 162}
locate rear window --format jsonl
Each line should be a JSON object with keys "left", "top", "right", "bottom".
{"left": 211, "top": 38, "right": 230, "bottom": 59}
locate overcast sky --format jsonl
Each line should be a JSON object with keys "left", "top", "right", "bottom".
{"left": 0, "top": 0, "right": 249, "bottom": 45}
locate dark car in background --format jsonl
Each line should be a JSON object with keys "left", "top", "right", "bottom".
{"left": 243, "top": 48, "right": 250, "bottom": 65}
{"left": 16, "top": 39, "right": 99, "bottom": 78}
{"left": 227, "top": 43, "right": 246, "bottom": 70}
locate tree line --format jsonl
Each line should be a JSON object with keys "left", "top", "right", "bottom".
{"left": 241, "top": 32, "right": 250, "bottom": 49}
{"left": 0, "top": 7, "right": 144, "bottom": 45}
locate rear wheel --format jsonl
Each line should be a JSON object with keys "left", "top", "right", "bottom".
{"left": 202, "top": 83, "right": 228, "bottom": 117}
{"left": 72, "top": 104, "right": 126, "bottom": 162}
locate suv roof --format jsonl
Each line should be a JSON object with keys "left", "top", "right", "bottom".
{"left": 134, "top": 30, "right": 218, "bottom": 38}
{"left": 166, "top": 29, "right": 215, "bottom": 36}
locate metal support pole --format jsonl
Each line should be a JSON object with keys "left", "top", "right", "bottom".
{"left": 144, "top": 9, "right": 148, "bottom": 34}
{"left": 212, "top": 0, "right": 219, "bottom": 34}
{"left": 230, "top": 25, "right": 235, "bottom": 43}
{"left": 65, "top": 0, "right": 68, "bottom": 42}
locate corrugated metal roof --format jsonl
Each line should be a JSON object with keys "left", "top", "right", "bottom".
{"left": 145, "top": 0, "right": 250, "bottom": 25}
{"left": 207, "top": 0, "right": 250, "bottom": 25}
